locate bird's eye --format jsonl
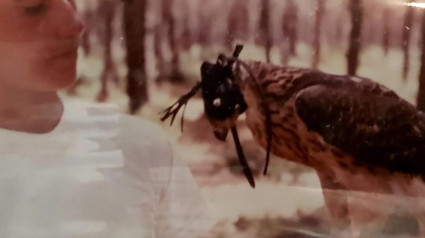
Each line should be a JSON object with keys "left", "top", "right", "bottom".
{"left": 213, "top": 98, "right": 222, "bottom": 107}
{"left": 226, "top": 78, "right": 233, "bottom": 86}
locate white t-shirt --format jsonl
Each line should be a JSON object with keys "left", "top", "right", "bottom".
{"left": 0, "top": 98, "right": 213, "bottom": 238}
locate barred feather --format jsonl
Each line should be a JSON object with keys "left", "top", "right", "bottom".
{"left": 231, "top": 60, "right": 425, "bottom": 236}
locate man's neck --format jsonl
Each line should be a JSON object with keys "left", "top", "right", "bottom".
{"left": 0, "top": 88, "right": 63, "bottom": 134}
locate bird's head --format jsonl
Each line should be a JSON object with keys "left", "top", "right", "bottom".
{"left": 200, "top": 54, "right": 247, "bottom": 141}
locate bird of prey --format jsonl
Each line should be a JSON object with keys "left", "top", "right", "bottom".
{"left": 162, "top": 46, "right": 425, "bottom": 237}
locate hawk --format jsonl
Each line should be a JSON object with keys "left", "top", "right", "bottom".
{"left": 162, "top": 46, "right": 425, "bottom": 237}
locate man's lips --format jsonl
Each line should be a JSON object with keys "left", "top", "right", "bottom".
{"left": 42, "top": 39, "right": 80, "bottom": 60}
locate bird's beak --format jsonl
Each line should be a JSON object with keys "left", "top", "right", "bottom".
{"left": 213, "top": 128, "right": 229, "bottom": 141}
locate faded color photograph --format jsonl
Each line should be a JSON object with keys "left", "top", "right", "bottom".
{"left": 2, "top": 0, "right": 425, "bottom": 237}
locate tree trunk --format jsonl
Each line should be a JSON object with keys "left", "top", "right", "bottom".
{"left": 347, "top": 0, "right": 363, "bottom": 76}
{"left": 259, "top": 0, "right": 272, "bottom": 63}
{"left": 226, "top": 0, "right": 249, "bottom": 50}
{"left": 97, "top": 0, "right": 119, "bottom": 102}
{"left": 162, "top": 0, "right": 183, "bottom": 82}
{"left": 181, "top": 13, "right": 192, "bottom": 51}
{"left": 81, "top": 9, "right": 94, "bottom": 57}
{"left": 312, "top": 0, "right": 325, "bottom": 69}
{"left": 417, "top": 10, "right": 425, "bottom": 111}
{"left": 154, "top": 26, "right": 164, "bottom": 74}
{"left": 382, "top": 7, "right": 390, "bottom": 56}
{"left": 334, "top": 15, "right": 344, "bottom": 47}
{"left": 402, "top": 1, "right": 415, "bottom": 81}
{"left": 154, "top": 4, "right": 164, "bottom": 77}
{"left": 198, "top": 3, "right": 211, "bottom": 47}
{"left": 281, "top": 0, "right": 298, "bottom": 64}
{"left": 123, "top": 0, "right": 148, "bottom": 114}
{"left": 287, "top": 0, "right": 298, "bottom": 56}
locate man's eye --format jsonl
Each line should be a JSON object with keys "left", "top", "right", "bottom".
{"left": 24, "top": 4, "right": 46, "bottom": 16}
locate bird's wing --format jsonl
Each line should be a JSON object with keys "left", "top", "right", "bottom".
{"left": 295, "top": 82, "right": 425, "bottom": 177}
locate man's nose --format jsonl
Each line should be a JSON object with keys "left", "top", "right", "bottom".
{"left": 51, "top": 0, "right": 85, "bottom": 39}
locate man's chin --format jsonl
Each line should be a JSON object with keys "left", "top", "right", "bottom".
{"left": 33, "top": 74, "right": 77, "bottom": 92}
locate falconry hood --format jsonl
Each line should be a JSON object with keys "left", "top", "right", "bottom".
{"left": 200, "top": 47, "right": 247, "bottom": 141}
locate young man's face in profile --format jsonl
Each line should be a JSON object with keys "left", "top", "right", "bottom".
{"left": 0, "top": 0, "right": 84, "bottom": 92}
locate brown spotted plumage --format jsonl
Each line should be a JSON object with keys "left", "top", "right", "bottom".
{"left": 231, "top": 60, "right": 425, "bottom": 237}
{"left": 161, "top": 45, "right": 425, "bottom": 236}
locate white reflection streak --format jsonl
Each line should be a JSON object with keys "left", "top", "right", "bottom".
{"left": 405, "top": 2, "right": 425, "bottom": 8}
